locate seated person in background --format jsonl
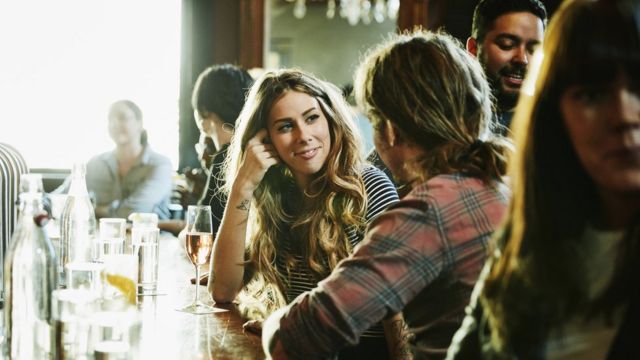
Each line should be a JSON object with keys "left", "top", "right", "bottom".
{"left": 193, "top": 64, "right": 254, "bottom": 234}
{"left": 447, "top": 0, "right": 640, "bottom": 358}
{"left": 56, "top": 99, "right": 172, "bottom": 220}
{"left": 160, "top": 64, "right": 254, "bottom": 236}
{"left": 261, "top": 30, "right": 511, "bottom": 359}
{"left": 209, "top": 69, "right": 399, "bottom": 359}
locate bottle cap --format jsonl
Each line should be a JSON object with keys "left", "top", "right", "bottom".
{"left": 34, "top": 213, "right": 50, "bottom": 227}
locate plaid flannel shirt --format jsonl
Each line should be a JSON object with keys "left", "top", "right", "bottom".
{"left": 263, "top": 174, "right": 510, "bottom": 359}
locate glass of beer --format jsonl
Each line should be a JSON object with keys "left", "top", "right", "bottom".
{"left": 177, "top": 205, "right": 215, "bottom": 314}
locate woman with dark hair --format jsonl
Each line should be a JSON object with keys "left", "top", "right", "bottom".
{"left": 57, "top": 99, "right": 173, "bottom": 219}
{"left": 260, "top": 31, "right": 511, "bottom": 359}
{"left": 164, "top": 64, "right": 255, "bottom": 236}
{"left": 191, "top": 64, "right": 254, "bottom": 234}
{"left": 447, "top": 0, "right": 640, "bottom": 358}
{"left": 209, "top": 69, "right": 399, "bottom": 358}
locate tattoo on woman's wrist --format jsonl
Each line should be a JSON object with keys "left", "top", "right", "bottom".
{"left": 236, "top": 199, "right": 250, "bottom": 211}
{"left": 391, "top": 319, "right": 413, "bottom": 358}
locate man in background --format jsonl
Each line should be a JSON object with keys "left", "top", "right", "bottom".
{"left": 466, "top": 0, "right": 547, "bottom": 133}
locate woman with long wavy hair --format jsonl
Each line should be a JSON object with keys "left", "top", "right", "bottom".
{"left": 447, "top": 0, "right": 640, "bottom": 358}
{"left": 208, "top": 69, "right": 398, "bottom": 358}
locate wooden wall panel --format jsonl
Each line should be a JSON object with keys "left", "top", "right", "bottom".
{"left": 239, "top": 0, "right": 265, "bottom": 69}
{"left": 397, "top": 0, "right": 445, "bottom": 32}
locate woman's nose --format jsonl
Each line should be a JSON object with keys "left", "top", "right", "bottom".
{"left": 608, "top": 86, "right": 640, "bottom": 129}
{"left": 294, "top": 124, "right": 312, "bottom": 142}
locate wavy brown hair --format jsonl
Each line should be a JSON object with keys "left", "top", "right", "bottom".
{"left": 481, "top": 0, "right": 640, "bottom": 355}
{"left": 355, "top": 30, "right": 510, "bottom": 184}
{"left": 224, "top": 69, "right": 366, "bottom": 311}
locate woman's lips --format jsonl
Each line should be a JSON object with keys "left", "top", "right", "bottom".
{"left": 295, "top": 147, "right": 319, "bottom": 160}
{"left": 607, "top": 146, "right": 640, "bottom": 163}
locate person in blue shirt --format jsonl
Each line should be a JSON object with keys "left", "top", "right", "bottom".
{"left": 56, "top": 99, "right": 173, "bottom": 220}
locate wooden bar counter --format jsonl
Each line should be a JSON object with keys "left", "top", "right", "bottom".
{"left": 136, "top": 234, "right": 263, "bottom": 359}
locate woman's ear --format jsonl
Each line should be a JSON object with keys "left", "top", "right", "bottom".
{"left": 466, "top": 37, "right": 478, "bottom": 57}
{"left": 383, "top": 120, "right": 398, "bottom": 147}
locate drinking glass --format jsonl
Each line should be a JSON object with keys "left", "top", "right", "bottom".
{"left": 132, "top": 227, "right": 159, "bottom": 295}
{"left": 102, "top": 254, "right": 138, "bottom": 306}
{"left": 177, "top": 205, "right": 215, "bottom": 314}
{"left": 66, "top": 261, "right": 105, "bottom": 296}
{"left": 52, "top": 289, "right": 98, "bottom": 359}
{"left": 128, "top": 212, "right": 158, "bottom": 229}
{"left": 89, "top": 307, "right": 141, "bottom": 359}
{"left": 98, "top": 218, "right": 126, "bottom": 262}
{"left": 19, "top": 173, "right": 43, "bottom": 194}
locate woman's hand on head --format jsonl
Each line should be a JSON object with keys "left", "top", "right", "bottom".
{"left": 234, "top": 129, "right": 280, "bottom": 195}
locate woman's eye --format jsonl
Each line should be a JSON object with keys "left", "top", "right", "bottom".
{"left": 572, "top": 87, "right": 605, "bottom": 103}
{"left": 277, "top": 123, "right": 293, "bottom": 132}
{"left": 306, "top": 114, "right": 319, "bottom": 123}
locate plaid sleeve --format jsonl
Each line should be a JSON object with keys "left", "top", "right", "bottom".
{"left": 263, "top": 202, "right": 447, "bottom": 358}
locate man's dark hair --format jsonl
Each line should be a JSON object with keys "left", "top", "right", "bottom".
{"left": 471, "top": 0, "right": 548, "bottom": 42}
{"left": 191, "top": 64, "right": 254, "bottom": 125}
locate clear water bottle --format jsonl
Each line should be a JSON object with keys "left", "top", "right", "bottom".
{"left": 59, "top": 162, "right": 97, "bottom": 287}
{"left": 3, "top": 174, "right": 57, "bottom": 359}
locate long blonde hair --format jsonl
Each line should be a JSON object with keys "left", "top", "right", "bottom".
{"left": 224, "top": 69, "right": 366, "bottom": 311}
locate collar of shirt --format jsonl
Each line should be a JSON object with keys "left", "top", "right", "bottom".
{"left": 105, "top": 145, "right": 152, "bottom": 173}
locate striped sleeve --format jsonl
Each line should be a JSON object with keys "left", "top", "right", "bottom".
{"left": 361, "top": 165, "right": 399, "bottom": 223}
{"left": 346, "top": 166, "right": 399, "bottom": 249}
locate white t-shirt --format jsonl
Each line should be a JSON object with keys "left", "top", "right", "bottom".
{"left": 546, "top": 226, "right": 625, "bottom": 360}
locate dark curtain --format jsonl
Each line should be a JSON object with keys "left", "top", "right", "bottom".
{"left": 179, "top": 0, "right": 216, "bottom": 171}
{"left": 178, "top": 0, "right": 262, "bottom": 171}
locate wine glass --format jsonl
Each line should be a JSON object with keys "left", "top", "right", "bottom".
{"left": 177, "top": 205, "right": 216, "bottom": 314}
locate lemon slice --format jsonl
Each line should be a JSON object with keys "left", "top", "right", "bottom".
{"left": 105, "top": 273, "right": 137, "bottom": 305}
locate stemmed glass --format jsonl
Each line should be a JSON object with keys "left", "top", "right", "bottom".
{"left": 177, "top": 205, "right": 216, "bottom": 314}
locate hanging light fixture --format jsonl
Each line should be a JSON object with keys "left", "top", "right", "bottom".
{"left": 293, "top": 0, "right": 307, "bottom": 19}
{"left": 289, "top": 0, "right": 399, "bottom": 25}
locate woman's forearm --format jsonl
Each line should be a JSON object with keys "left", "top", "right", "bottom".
{"left": 383, "top": 313, "right": 413, "bottom": 360}
{"left": 209, "top": 129, "right": 279, "bottom": 303}
{"left": 208, "top": 185, "right": 253, "bottom": 303}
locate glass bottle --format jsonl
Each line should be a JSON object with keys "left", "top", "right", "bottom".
{"left": 59, "top": 162, "right": 97, "bottom": 287}
{"left": 3, "top": 175, "right": 57, "bottom": 359}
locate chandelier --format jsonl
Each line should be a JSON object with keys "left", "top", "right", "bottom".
{"left": 289, "top": 0, "right": 400, "bottom": 26}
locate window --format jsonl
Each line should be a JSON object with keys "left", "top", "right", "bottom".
{"left": 265, "top": 1, "right": 397, "bottom": 153}
{"left": 0, "top": 1, "right": 181, "bottom": 170}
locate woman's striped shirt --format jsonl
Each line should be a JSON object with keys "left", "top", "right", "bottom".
{"left": 276, "top": 166, "right": 399, "bottom": 338}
